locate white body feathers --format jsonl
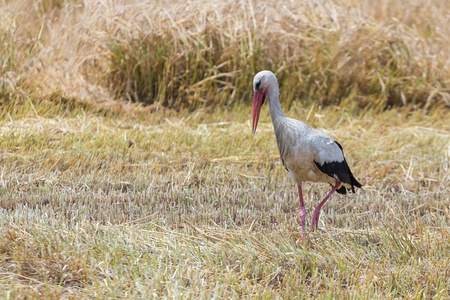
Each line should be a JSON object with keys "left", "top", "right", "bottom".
{"left": 255, "top": 70, "right": 357, "bottom": 190}
{"left": 273, "top": 116, "right": 345, "bottom": 185}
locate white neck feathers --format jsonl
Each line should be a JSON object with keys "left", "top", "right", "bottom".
{"left": 266, "top": 75, "right": 285, "bottom": 121}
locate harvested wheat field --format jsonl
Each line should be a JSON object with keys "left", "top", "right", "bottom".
{"left": 0, "top": 0, "right": 449, "bottom": 298}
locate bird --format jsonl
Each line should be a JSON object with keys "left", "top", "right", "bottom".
{"left": 251, "top": 70, "right": 361, "bottom": 237}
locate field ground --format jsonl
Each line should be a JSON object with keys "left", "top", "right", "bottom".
{"left": 1, "top": 0, "right": 450, "bottom": 298}
{"left": 0, "top": 102, "right": 449, "bottom": 298}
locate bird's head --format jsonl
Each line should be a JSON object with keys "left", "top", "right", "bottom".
{"left": 252, "top": 70, "right": 277, "bottom": 134}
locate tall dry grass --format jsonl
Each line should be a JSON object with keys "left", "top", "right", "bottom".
{"left": 1, "top": 0, "right": 449, "bottom": 111}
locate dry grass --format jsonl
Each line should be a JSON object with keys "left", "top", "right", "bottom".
{"left": 0, "top": 0, "right": 450, "bottom": 298}
{"left": 0, "top": 101, "right": 449, "bottom": 298}
{"left": 1, "top": 0, "right": 450, "bottom": 110}
{"left": 107, "top": 0, "right": 450, "bottom": 110}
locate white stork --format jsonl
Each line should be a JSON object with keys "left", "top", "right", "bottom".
{"left": 252, "top": 70, "right": 361, "bottom": 237}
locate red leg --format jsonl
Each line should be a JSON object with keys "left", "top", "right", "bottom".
{"left": 312, "top": 182, "right": 342, "bottom": 230}
{"left": 298, "top": 185, "right": 306, "bottom": 238}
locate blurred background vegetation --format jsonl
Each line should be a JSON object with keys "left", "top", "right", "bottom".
{"left": 0, "top": 0, "right": 449, "bottom": 114}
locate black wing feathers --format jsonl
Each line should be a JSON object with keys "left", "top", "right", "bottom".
{"left": 336, "top": 185, "right": 348, "bottom": 195}
{"left": 315, "top": 141, "right": 362, "bottom": 194}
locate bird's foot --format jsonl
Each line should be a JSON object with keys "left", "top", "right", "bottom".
{"left": 311, "top": 210, "right": 320, "bottom": 230}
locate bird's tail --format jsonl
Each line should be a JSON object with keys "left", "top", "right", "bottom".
{"left": 347, "top": 171, "right": 362, "bottom": 193}
{"left": 338, "top": 171, "right": 362, "bottom": 195}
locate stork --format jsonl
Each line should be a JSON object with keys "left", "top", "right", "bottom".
{"left": 252, "top": 70, "right": 361, "bottom": 237}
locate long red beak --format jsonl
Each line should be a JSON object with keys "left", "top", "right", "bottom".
{"left": 252, "top": 91, "right": 266, "bottom": 134}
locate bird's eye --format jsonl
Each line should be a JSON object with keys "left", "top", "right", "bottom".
{"left": 255, "top": 81, "right": 261, "bottom": 91}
